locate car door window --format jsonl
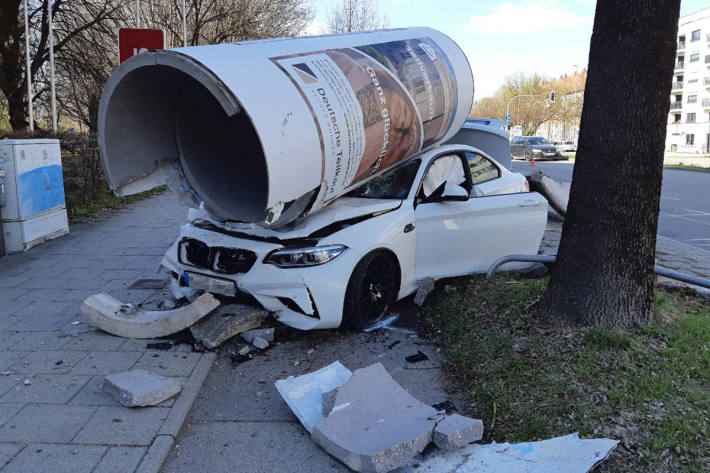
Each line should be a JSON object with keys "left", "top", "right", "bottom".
{"left": 465, "top": 152, "right": 500, "bottom": 185}
{"left": 419, "top": 154, "right": 466, "bottom": 199}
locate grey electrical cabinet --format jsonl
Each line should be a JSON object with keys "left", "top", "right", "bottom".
{"left": 0, "top": 139, "right": 69, "bottom": 255}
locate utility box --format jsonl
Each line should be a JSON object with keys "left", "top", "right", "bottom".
{"left": 0, "top": 139, "right": 69, "bottom": 255}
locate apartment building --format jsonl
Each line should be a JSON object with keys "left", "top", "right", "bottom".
{"left": 666, "top": 7, "right": 710, "bottom": 154}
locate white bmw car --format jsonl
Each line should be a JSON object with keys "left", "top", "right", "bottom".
{"left": 161, "top": 144, "right": 548, "bottom": 330}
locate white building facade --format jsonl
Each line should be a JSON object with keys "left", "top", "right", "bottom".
{"left": 666, "top": 7, "right": 710, "bottom": 154}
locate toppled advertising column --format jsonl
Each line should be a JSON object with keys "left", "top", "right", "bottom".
{"left": 98, "top": 28, "right": 473, "bottom": 226}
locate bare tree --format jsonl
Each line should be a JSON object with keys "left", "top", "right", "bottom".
{"left": 540, "top": 0, "right": 681, "bottom": 327}
{"left": 328, "top": 0, "right": 389, "bottom": 33}
{"left": 0, "top": 0, "right": 120, "bottom": 131}
{"left": 142, "top": 0, "right": 312, "bottom": 47}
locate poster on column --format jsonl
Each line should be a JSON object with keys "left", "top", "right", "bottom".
{"left": 271, "top": 37, "right": 458, "bottom": 201}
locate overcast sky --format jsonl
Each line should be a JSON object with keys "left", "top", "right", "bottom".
{"left": 306, "top": 0, "right": 709, "bottom": 98}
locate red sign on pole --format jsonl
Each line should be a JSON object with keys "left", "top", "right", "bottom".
{"left": 118, "top": 28, "right": 164, "bottom": 64}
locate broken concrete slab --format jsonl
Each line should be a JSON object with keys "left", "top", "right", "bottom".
{"left": 102, "top": 369, "right": 181, "bottom": 407}
{"left": 275, "top": 361, "right": 352, "bottom": 433}
{"left": 82, "top": 292, "right": 219, "bottom": 339}
{"left": 401, "top": 433, "right": 618, "bottom": 473}
{"left": 241, "top": 327, "right": 275, "bottom": 344}
{"left": 433, "top": 414, "right": 483, "bottom": 450}
{"left": 311, "top": 362, "right": 440, "bottom": 473}
{"left": 190, "top": 304, "right": 268, "bottom": 349}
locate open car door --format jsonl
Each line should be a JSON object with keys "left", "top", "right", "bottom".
{"left": 414, "top": 153, "right": 547, "bottom": 280}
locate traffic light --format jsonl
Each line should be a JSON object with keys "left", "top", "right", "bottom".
{"left": 549, "top": 90, "right": 555, "bottom": 102}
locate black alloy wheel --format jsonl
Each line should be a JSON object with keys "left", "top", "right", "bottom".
{"left": 342, "top": 251, "right": 400, "bottom": 330}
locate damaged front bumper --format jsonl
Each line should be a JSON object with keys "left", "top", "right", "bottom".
{"left": 161, "top": 223, "right": 361, "bottom": 330}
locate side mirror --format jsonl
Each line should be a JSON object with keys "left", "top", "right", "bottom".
{"left": 441, "top": 183, "right": 468, "bottom": 201}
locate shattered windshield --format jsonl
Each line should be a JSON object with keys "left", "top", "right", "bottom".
{"left": 347, "top": 160, "right": 420, "bottom": 199}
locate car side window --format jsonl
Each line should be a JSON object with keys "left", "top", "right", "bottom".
{"left": 512, "top": 138, "right": 523, "bottom": 145}
{"left": 465, "top": 152, "right": 500, "bottom": 185}
{"left": 417, "top": 154, "right": 466, "bottom": 202}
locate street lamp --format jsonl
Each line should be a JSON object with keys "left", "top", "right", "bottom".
{"left": 48, "top": 0, "right": 57, "bottom": 132}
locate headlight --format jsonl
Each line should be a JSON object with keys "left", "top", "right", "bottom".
{"left": 264, "top": 245, "right": 347, "bottom": 268}
{"left": 531, "top": 148, "right": 542, "bottom": 153}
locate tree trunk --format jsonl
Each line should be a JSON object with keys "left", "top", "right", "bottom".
{"left": 539, "top": 0, "right": 680, "bottom": 327}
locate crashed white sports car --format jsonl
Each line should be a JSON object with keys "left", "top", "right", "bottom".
{"left": 161, "top": 144, "right": 548, "bottom": 330}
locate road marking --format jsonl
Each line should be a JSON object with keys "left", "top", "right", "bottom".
{"left": 683, "top": 209, "right": 710, "bottom": 216}
{"left": 688, "top": 238, "right": 710, "bottom": 241}
{"left": 661, "top": 196, "right": 681, "bottom": 201}
{"left": 662, "top": 215, "right": 710, "bottom": 227}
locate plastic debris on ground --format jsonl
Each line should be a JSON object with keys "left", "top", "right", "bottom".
{"left": 363, "top": 314, "right": 416, "bottom": 335}
{"left": 395, "top": 433, "right": 618, "bottom": 473}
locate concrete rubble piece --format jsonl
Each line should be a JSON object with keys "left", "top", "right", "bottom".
{"left": 190, "top": 304, "right": 269, "bottom": 349}
{"left": 241, "top": 327, "right": 275, "bottom": 344}
{"left": 82, "top": 292, "right": 220, "bottom": 338}
{"left": 310, "top": 362, "right": 441, "bottom": 472}
{"left": 102, "top": 369, "right": 182, "bottom": 407}
{"left": 433, "top": 414, "right": 484, "bottom": 450}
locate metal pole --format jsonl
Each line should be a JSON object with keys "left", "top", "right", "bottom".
{"left": 48, "top": 0, "right": 57, "bottom": 132}
{"left": 571, "top": 64, "right": 578, "bottom": 143}
{"left": 505, "top": 95, "right": 541, "bottom": 131}
{"left": 517, "top": 98, "right": 520, "bottom": 126}
{"left": 135, "top": 0, "right": 140, "bottom": 27}
{"left": 23, "top": 0, "right": 34, "bottom": 132}
{"left": 181, "top": 0, "right": 187, "bottom": 47}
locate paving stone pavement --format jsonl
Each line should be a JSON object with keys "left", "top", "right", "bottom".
{"left": 0, "top": 192, "right": 214, "bottom": 473}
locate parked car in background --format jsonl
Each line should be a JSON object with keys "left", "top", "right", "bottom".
{"left": 555, "top": 141, "right": 577, "bottom": 153}
{"left": 511, "top": 136, "right": 563, "bottom": 161}
{"left": 162, "top": 144, "right": 548, "bottom": 331}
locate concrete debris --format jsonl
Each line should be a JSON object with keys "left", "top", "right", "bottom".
{"left": 321, "top": 388, "right": 339, "bottom": 417}
{"left": 102, "top": 369, "right": 181, "bottom": 407}
{"left": 241, "top": 327, "right": 275, "bottom": 344}
{"left": 82, "top": 292, "right": 219, "bottom": 339}
{"left": 401, "top": 433, "right": 618, "bottom": 473}
{"left": 307, "top": 348, "right": 316, "bottom": 355}
{"left": 311, "top": 363, "right": 440, "bottom": 473}
{"left": 190, "top": 304, "right": 268, "bottom": 349}
{"left": 23, "top": 379, "right": 32, "bottom": 385}
{"left": 275, "top": 361, "right": 352, "bottom": 433}
{"left": 236, "top": 344, "right": 254, "bottom": 356}
{"left": 433, "top": 414, "right": 483, "bottom": 450}
{"left": 527, "top": 170, "right": 570, "bottom": 217}
{"left": 251, "top": 336, "right": 270, "bottom": 349}
{"left": 413, "top": 277, "right": 435, "bottom": 306}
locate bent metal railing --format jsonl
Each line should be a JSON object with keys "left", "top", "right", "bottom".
{"left": 485, "top": 254, "right": 710, "bottom": 290}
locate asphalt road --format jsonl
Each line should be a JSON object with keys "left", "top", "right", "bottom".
{"left": 510, "top": 160, "right": 710, "bottom": 251}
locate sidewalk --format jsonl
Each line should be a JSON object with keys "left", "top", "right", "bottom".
{"left": 0, "top": 192, "right": 214, "bottom": 473}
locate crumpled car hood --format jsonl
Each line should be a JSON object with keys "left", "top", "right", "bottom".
{"left": 192, "top": 197, "right": 402, "bottom": 241}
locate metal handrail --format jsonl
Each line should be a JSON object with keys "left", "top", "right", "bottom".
{"left": 486, "top": 254, "right": 710, "bottom": 290}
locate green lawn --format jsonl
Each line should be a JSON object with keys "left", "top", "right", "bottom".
{"left": 417, "top": 275, "right": 710, "bottom": 473}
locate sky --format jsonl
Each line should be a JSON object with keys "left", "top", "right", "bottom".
{"left": 306, "top": 0, "right": 710, "bottom": 99}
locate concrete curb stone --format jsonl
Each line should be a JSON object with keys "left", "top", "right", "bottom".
{"left": 134, "top": 351, "right": 217, "bottom": 473}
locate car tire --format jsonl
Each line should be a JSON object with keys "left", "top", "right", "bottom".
{"left": 342, "top": 250, "right": 400, "bottom": 330}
